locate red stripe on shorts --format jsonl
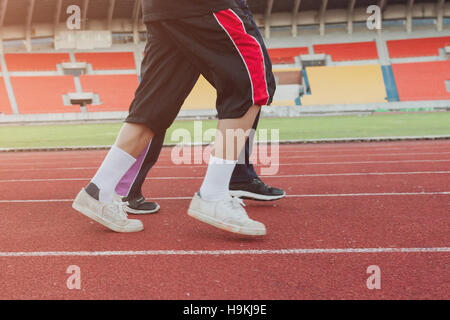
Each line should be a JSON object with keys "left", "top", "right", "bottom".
{"left": 214, "top": 9, "right": 269, "bottom": 106}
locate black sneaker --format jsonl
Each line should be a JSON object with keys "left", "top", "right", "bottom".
{"left": 115, "top": 193, "right": 160, "bottom": 215}
{"left": 229, "top": 178, "right": 286, "bottom": 201}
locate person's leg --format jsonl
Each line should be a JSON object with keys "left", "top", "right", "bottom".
{"left": 115, "top": 132, "right": 166, "bottom": 214}
{"left": 190, "top": 105, "right": 267, "bottom": 236}
{"left": 73, "top": 21, "right": 200, "bottom": 232}
{"left": 230, "top": 110, "right": 261, "bottom": 184}
{"left": 229, "top": 108, "right": 286, "bottom": 201}
{"left": 72, "top": 122, "right": 153, "bottom": 233}
{"left": 159, "top": 8, "right": 277, "bottom": 235}
{"left": 116, "top": 31, "right": 201, "bottom": 215}
{"left": 222, "top": 2, "right": 285, "bottom": 201}
{"left": 199, "top": 105, "right": 260, "bottom": 201}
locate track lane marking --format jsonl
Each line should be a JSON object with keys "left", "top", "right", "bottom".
{"left": 2, "top": 144, "right": 449, "bottom": 160}
{"left": 1, "top": 159, "right": 450, "bottom": 172}
{"left": 1, "top": 171, "right": 450, "bottom": 183}
{"left": 1, "top": 192, "right": 448, "bottom": 203}
{"left": 0, "top": 247, "right": 448, "bottom": 257}
{"left": 2, "top": 151, "right": 450, "bottom": 167}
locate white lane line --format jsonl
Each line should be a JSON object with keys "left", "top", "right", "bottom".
{"left": 276, "top": 147, "right": 450, "bottom": 154}
{"left": 2, "top": 151, "right": 450, "bottom": 167}
{"left": 0, "top": 247, "right": 448, "bottom": 258}
{"left": 2, "top": 145, "right": 449, "bottom": 160}
{"left": 265, "top": 171, "right": 450, "bottom": 178}
{"left": 280, "top": 159, "right": 450, "bottom": 166}
{"left": 1, "top": 171, "right": 450, "bottom": 183}
{"left": 1, "top": 159, "right": 450, "bottom": 172}
{"left": 1, "top": 192, "right": 448, "bottom": 203}
{"left": 284, "top": 192, "right": 450, "bottom": 198}
{"left": 287, "top": 151, "right": 450, "bottom": 159}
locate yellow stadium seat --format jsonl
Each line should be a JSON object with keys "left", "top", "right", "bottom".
{"left": 301, "top": 65, "right": 387, "bottom": 105}
{"left": 271, "top": 99, "right": 297, "bottom": 106}
{"left": 181, "top": 76, "right": 217, "bottom": 110}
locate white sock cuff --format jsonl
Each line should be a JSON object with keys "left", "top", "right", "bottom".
{"left": 110, "top": 145, "right": 136, "bottom": 162}
{"left": 91, "top": 145, "right": 136, "bottom": 203}
{"left": 209, "top": 155, "right": 237, "bottom": 166}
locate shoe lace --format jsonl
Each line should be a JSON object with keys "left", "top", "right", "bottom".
{"left": 108, "top": 201, "right": 128, "bottom": 220}
{"left": 254, "top": 178, "right": 269, "bottom": 189}
{"left": 225, "top": 195, "right": 246, "bottom": 210}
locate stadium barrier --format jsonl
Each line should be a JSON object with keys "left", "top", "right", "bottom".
{"left": 1, "top": 100, "right": 449, "bottom": 125}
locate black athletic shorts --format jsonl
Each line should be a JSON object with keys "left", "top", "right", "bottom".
{"left": 126, "top": 6, "right": 276, "bottom": 135}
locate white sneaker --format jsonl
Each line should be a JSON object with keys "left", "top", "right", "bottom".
{"left": 188, "top": 193, "right": 266, "bottom": 236}
{"left": 73, "top": 188, "right": 144, "bottom": 233}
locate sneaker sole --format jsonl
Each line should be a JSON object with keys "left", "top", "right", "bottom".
{"left": 187, "top": 208, "right": 266, "bottom": 236}
{"left": 72, "top": 200, "right": 143, "bottom": 233}
{"left": 125, "top": 203, "right": 160, "bottom": 215}
{"left": 229, "top": 190, "right": 286, "bottom": 201}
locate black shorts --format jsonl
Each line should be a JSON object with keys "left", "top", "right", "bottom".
{"left": 126, "top": 7, "right": 276, "bottom": 135}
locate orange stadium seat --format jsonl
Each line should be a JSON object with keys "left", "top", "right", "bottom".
{"left": 313, "top": 41, "right": 378, "bottom": 61}
{"left": 387, "top": 36, "right": 450, "bottom": 58}
{"left": 74, "top": 52, "right": 136, "bottom": 70}
{"left": 5, "top": 53, "right": 71, "bottom": 71}
{"left": 268, "top": 47, "right": 309, "bottom": 64}
{"left": 79, "top": 75, "right": 139, "bottom": 112}
{"left": 392, "top": 61, "right": 450, "bottom": 101}
{"left": 11, "top": 76, "right": 78, "bottom": 114}
{"left": 0, "top": 78, "right": 12, "bottom": 114}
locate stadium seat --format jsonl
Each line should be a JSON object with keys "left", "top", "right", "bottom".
{"left": 392, "top": 61, "right": 450, "bottom": 101}
{"left": 79, "top": 74, "right": 139, "bottom": 111}
{"left": 387, "top": 36, "right": 450, "bottom": 58}
{"left": 182, "top": 76, "right": 217, "bottom": 110}
{"left": 273, "top": 68, "right": 302, "bottom": 85}
{"left": 74, "top": 52, "right": 136, "bottom": 70}
{"left": 301, "top": 65, "right": 387, "bottom": 105}
{"left": 268, "top": 47, "right": 309, "bottom": 64}
{"left": 313, "top": 41, "right": 378, "bottom": 61}
{"left": 4, "top": 53, "right": 71, "bottom": 71}
{"left": 271, "top": 68, "right": 303, "bottom": 106}
{"left": 0, "top": 78, "right": 12, "bottom": 114}
{"left": 11, "top": 76, "right": 78, "bottom": 114}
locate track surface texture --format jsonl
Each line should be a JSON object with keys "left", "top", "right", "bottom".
{"left": 0, "top": 140, "right": 448, "bottom": 300}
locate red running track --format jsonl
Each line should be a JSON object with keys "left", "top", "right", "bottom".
{"left": 0, "top": 140, "right": 448, "bottom": 299}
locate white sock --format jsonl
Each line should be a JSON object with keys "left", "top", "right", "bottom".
{"left": 91, "top": 145, "right": 136, "bottom": 203}
{"left": 199, "top": 155, "right": 237, "bottom": 201}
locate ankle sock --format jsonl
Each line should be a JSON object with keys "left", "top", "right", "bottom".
{"left": 90, "top": 145, "right": 136, "bottom": 203}
{"left": 199, "top": 155, "right": 237, "bottom": 201}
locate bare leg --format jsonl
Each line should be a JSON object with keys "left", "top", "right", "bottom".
{"left": 83, "top": 122, "right": 154, "bottom": 204}
{"left": 191, "top": 105, "right": 266, "bottom": 236}
{"left": 199, "top": 105, "right": 261, "bottom": 202}
{"left": 213, "top": 105, "right": 261, "bottom": 160}
{"left": 114, "top": 123, "right": 154, "bottom": 158}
